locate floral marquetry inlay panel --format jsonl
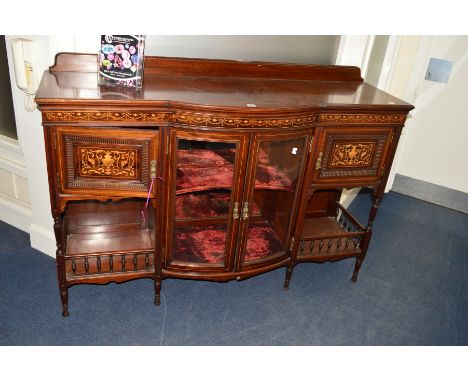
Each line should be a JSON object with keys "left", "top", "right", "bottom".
{"left": 330, "top": 143, "right": 376, "bottom": 167}
{"left": 57, "top": 128, "right": 158, "bottom": 194}
{"left": 79, "top": 147, "right": 137, "bottom": 178}
{"left": 315, "top": 129, "right": 394, "bottom": 181}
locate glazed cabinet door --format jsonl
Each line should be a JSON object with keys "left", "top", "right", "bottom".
{"left": 236, "top": 130, "right": 310, "bottom": 270}
{"left": 164, "top": 129, "right": 249, "bottom": 271}
{"left": 54, "top": 126, "right": 159, "bottom": 197}
{"left": 311, "top": 126, "right": 394, "bottom": 186}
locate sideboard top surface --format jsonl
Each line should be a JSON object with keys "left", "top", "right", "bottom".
{"left": 35, "top": 53, "right": 413, "bottom": 112}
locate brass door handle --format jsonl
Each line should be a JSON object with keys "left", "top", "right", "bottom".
{"left": 242, "top": 202, "right": 249, "bottom": 220}
{"left": 233, "top": 202, "right": 239, "bottom": 219}
{"left": 315, "top": 152, "right": 323, "bottom": 170}
{"left": 150, "top": 160, "right": 157, "bottom": 179}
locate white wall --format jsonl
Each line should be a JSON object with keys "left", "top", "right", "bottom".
{"left": 335, "top": 35, "right": 370, "bottom": 68}
{"left": 51, "top": 35, "right": 341, "bottom": 64}
{"left": 4, "top": 36, "right": 58, "bottom": 256}
{"left": 394, "top": 36, "right": 468, "bottom": 193}
{"left": 365, "top": 36, "right": 390, "bottom": 87}
{"left": 382, "top": 36, "right": 427, "bottom": 192}
{"left": 0, "top": 36, "right": 32, "bottom": 232}
{"left": 145, "top": 36, "right": 340, "bottom": 64}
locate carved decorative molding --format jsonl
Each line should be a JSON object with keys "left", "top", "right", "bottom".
{"left": 319, "top": 113, "right": 406, "bottom": 124}
{"left": 170, "top": 114, "right": 316, "bottom": 128}
{"left": 80, "top": 148, "right": 136, "bottom": 177}
{"left": 46, "top": 111, "right": 406, "bottom": 126}
{"left": 45, "top": 111, "right": 170, "bottom": 122}
{"left": 330, "top": 143, "right": 375, "bottom": 167}
{"left": 44, "top": 111, "right": 316, "bottom": 128}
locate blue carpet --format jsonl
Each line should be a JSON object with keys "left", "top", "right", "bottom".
{"left": 0, "top": 191, "right": 467, "bottom": 345}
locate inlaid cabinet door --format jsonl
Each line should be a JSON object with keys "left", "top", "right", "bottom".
{"left": 236, "top": 129, "right": 310, "bottom": 271}
{"left": 164, "top": 128, "right": 249, "bottom": 272}
{"left": 311, "top": 126, "right": 394, "bottom": 185}
{"left": 54, "top": 126, "right": 159, "bottom": 197}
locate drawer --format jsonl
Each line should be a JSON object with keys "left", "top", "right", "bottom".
{"left": 311, "top": 126, "right": 394, "bottom": 185}
{"left": 54, "top": 126, "right": 159, "bottom": 196}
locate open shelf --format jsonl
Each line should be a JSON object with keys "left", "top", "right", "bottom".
{"left": 244, "top": 221, "right": 285, "bottom": 262}
{"left": 67, "top": 230, "right": 153, "bottom": 256}
{"left": 64, "top": 199, "right": 155, "bottom": 278}
{"left": 172, "top": 220, "right": 285, "bottom": 265}
{"left": 298, "top": 203, "right": 366, "bottom": 259}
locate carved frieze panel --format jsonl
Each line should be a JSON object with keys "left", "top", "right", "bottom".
{"left": 43, "top": 111, "right": 317, "bottom": 128}
{"left": 319, "top": 113, "right": 406, "bottom": 124}
{"left": 45, "top": 111, "right": 170, "bottom": 123}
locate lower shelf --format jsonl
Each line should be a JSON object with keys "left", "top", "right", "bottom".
{"left": 67, "top": 230, "right": 153, "bottom": 256}
{"left": 64, "top": 199, "right": 155, "bottom": 279}
{"left": 244, "top": 221, "right": 285, "bottom": 262}
{"left": 173, "top": 225, "right": 227, "bottom": 265}
{"left": 298, "top": 204, "right": 366, "bottom": 260}
{"left": 172, "top": 221, "right": 285, "bottom": 265}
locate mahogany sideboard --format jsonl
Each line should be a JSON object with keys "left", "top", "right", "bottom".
{"left": 35, "top": 53, "right": 414, "bottom": 316}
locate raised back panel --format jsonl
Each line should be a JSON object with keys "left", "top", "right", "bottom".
{"left": 49, "top": 53, "right": 364, "bottom": 82}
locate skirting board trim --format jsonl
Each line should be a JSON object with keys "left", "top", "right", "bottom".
{"left": 0, "top": 194, "right": 32, "bottom": 233}
{"left": 29, "top": 223, "right": 56, "bottom": 258}
{"left": 392, "top": 174, "right": 468, "bottom": 214}
{"left": 0, "top": 194, "right": 56, "bottom": 258}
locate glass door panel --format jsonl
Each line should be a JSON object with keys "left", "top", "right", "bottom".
{"left": 169, "top": 135, "right": 245, "bottom": 268}
{"left": 242, "top": 134, "right": 308, "bottom": 264}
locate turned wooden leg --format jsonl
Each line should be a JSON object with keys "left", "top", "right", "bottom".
{"left": 351, "top": 257, "right": 363, "bottom": 282}
{"left": 60, "top": 287, "right": 69, "bottom": 317}
{"left": 54, "top": 214, "right": 69, "bottom": 317}
{"left": 56, "top": 256, "right": 69, "bottom": 317}
{"left": 154, "top": 279, "right": 161, "bottom": 306}
{"left": 352, "top": 230, "right": 372, "bottom": 282}
{"left": 351, "top": 189, "right": 379, "bottom": 283}
{"left": 283, "top": 265, "right": 294, "bottom": 291}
